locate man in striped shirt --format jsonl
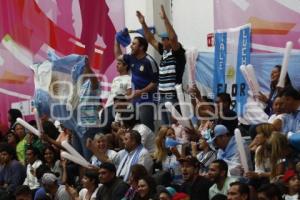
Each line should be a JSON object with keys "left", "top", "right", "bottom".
{"left": 136, "top": 5, "right": 186, "bottom": 125}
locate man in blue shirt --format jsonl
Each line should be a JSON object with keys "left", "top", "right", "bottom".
{"left": 280, "top": 86, "right": 300, "bottom": 134}
{"left": 211, "top": 125, "right": 252, "bottom": 176}
{"left": 0, "top": 143, "right": 26, "bottom": 196}
{"left": 115, "top": 35, "right": 158, "bottom": 131}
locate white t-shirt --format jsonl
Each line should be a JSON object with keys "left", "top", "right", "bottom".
{"left": 79, "top": 187, "right": 99, "bottom": 200}
{"left": 90, "top": 149, "right": 117, "bottom": 167}
{"left": 132, "top": 124, "right": 155, "bottom": 154}
{"left": 105, "top": 75, "right": 131, "bottom": 107}
{"left": 268, "top": 113, "right": 286, "bottom": 124}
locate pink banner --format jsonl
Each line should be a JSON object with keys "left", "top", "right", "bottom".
{"left": 214, "top": 0, "right": 300, "bottom": 52}
{"left": 0, "top": 0, "right": 124, "bottom": 129}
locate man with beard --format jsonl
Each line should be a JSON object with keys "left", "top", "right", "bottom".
{"left": 179, "top": 155, "right": 212, "bottom": 200}
{"left": 96, "top": 162, "right": 129, "bottom": 200}
{"left": 208, "top": 159, "right": 236, "bottom": 199}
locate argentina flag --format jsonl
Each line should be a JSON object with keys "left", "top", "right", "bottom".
{"left": 213, "top": 24, "right": 251, "bottom": 116}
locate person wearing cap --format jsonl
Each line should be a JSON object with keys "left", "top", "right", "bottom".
{"left": 179, "top": 155, "right": 212, "bottom": 200}
{"left": 212, "top": 124, "right": 252, "bottom": 176}
{"left": 96, "top": 162, "right": 129, "bottom": 200}
{"left": 136, "top": 5, "right": 186, "bottom": 125}
{"left": 156, "top": 185, "right": 177, "bottom": 200}
{"left": 282, "top": 169, "right": 300, "bottom": 200}
{"left": 41, "top": 172, "right": 71, "bottom": 200}
{"left": 191, "top": 131, "right": 217, "bottom": 175}
{"left": 208, "top": 159, "right": 236, "bottom": 200}
{"left": 114, "top": 26, "right": 158, "bottom": 132}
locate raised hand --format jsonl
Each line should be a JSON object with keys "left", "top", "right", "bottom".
{"left": 159, "top": 5, "right": 167, "bottom": 20}
{"left": 136, "top": 11, "right": 145, "bottom": 24}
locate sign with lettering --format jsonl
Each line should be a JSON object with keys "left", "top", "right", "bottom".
{"left": 213, "top": 24, "right": 251, "bottom": 115}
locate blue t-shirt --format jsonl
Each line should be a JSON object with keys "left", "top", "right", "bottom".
{"left": 124, "top": 54, "right": 158, "bottom": 103}
{"left": 34, "top": 187, "right": 47, "bottom": 200}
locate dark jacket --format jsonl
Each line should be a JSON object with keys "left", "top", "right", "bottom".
{"left": 180, "top": 176, "right": 212, "bottom": 200}
{"left": 96, "top": 178, "right": 129, "bottom": 200}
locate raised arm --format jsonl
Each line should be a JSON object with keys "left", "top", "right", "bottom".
{"left": 160, "top": 5, "right": 180, "bottom": 51}
{"left": 114, "top": 38, "right": 123, "bottom": 58}
{"left": 136, "top": 11, "right": 159, "bottom": 51}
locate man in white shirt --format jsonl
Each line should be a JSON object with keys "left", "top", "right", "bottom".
{"left": 23, "top": 147, "right": 42, "bottom": 191}
{"left": 208, "top": 159, "right": 236, "bottom": 199}
{"left": 115, "top": 130, "right": 153, "bottom": 182}
{"left": 99, "top": 56, "right": 131, "bottom": 133}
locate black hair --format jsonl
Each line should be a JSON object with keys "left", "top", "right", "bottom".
{"left": 130, "top": 164, "right": 148, "bottom": 182}
{"left": 230, "top": 181, "right": 250, "bottom": 196}
{"left": 257, "top": 184, "right": 283, "bottom": 200}
{"left": 280, "top": 86, "right": 300, "bottom": 100}
{"left": 84, "top": 171, "right": 100, "bottom": 186}
{"left": 26, "top": 146, "right": 40, "bottom": 158}
{"left": 134, "top": 36, "right": 148, "bottom": 52}
{"left": 42, "top": 121, "right": 59, "bottom": 140}
{"left": 217, "top": 93, "right": 232, "bottom": 105}
{"left": 36, "top": 164, "right": 51, "bottom": 180}
{"left": 8, "top": 109, "right": 22, "bottom": 125}
{"left": 211, "top": 194, "right": 227, "bottom": 200}
{"left": 99, "top": 162, "right": 116, "bottom": 173}
{"left": 14, "top": 185, "right": 32, "bottom": 197}
{"left": 128, "top": 130, "right": 142, "bottom": 145}
{"left": 211, "top": 159, "right": 228, "bottom": 175}
{"left": 0, "top": 143, "right": 16, "bottom": 159}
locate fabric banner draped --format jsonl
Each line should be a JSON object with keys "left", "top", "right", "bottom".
{"left": 0, "top": 0, "right": 124, "bottom": 129}
{"left": 196, "top": 52, "right": 300, "bottom": 118}
{"left": 213, "top": 24, "right": 251, "bottom": 114}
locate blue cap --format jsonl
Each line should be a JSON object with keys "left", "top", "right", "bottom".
{"left": 159, "top": 32, "right": 169, "bottom": 39}
{"left": 116, "top": 28, "right": 131, "bottom": 47}
{"left": 211, "top": 124, "right": 229, "bottom": 142}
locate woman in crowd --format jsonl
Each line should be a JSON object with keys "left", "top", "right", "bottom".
{"left": 42, "top": 145, "right": 62, "bottom": 180}
{"left": 122, "top": 164, "right": 149, "bottom": 200}
{"left": 246, "top": 124, "right": 274, "bottom": 187}
{"left": 134, "top": 176, "right": 157, "bottom": 200}
{"left": 191, "top": 132, "right": 216, "bottom": 175}
{"left": 153, "top": 126, "right": 183, "bottom": 186}
{"left": 66, "top": 171, "right": 100, "bottom": 200}
{"left": 14, "top": 123, "right": 27, "bottom": 164}
{"left": 258, "top": 64, "right": 291, "bottom": 115}
{"left": 78, "top": 171, "right": 100, "bottom": 200}
{"left": 86, "top": 133, "right": 117, "bottom": 166}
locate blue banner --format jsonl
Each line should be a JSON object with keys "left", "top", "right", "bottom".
{"left": 213, "top": 25, "right": 251, "bottom": 114}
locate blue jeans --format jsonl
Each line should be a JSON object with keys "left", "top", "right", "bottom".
{"left": 158, "top": 93, "right": 179, "bottom": 125}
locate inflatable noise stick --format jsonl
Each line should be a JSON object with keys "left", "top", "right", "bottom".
{"left": 240, "top": 64, "right": 260, "bottom": 98}
{"left": 234, "top": 128, "right": 249, "bottom": 173}
{"left": 165, "top": 137, "right": 184, "bottom": 148}
{"left": 277, "top": 41, "right": 293, "bottom": 88}
{"left": 61, "top": 151, "right": 90, "bottom": 168}
{"left": 16, "top": 118, "right": 41, "bottom": 138}
{"left": 61, "top": 140, "right": 88, "bottom": 166}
